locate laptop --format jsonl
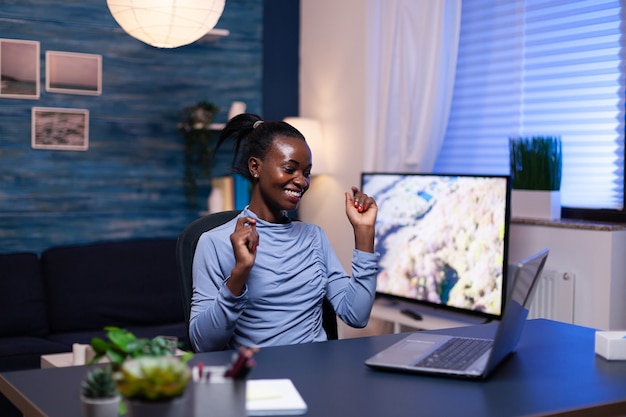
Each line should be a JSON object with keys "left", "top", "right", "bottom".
{"left": 365, "top": 248, "right": 549, "bottom": 379}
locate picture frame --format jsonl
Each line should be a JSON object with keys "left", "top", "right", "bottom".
{"left": 0, "top": 39, "right": 40, "bottom": 99}
{"left": 46, "top": 51, "right": 102, "bottom": 95}
{"left": 32, "top": 107, "right": 89, "bottom": 151}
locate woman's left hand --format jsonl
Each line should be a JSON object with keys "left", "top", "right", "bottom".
{"left": 345, "top": 186, "right": 377, "bottom": 252}
{"left": 345, "top": 186, "right": 377, "bottom": 225}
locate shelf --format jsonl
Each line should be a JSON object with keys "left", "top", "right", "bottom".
{"left": 197, "top": 28, "right": 230, "bottom": 43}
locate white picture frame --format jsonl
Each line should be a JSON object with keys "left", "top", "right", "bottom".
{"left": 0, "top": 38, "right": 40, "bottom": 99}
{"left": 32, "top": 107, "right": 89, "bottom": 151}
{"left": 46, "top": 51, "right": 102, "bottom": 95}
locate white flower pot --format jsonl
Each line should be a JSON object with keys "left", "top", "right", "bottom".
{"left": 80, "top": 395, "right": 120, "bottom": 417}
{"left": 511, "top": 190, "right": 561, "bottom": 220}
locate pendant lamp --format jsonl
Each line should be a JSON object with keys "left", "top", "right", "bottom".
{"left": 106, "top": 0, "right": 225, "bottom": 48}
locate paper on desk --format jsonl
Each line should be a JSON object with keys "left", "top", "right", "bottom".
{"left": 246, "top": 379, "right": 307, "bottom": 416}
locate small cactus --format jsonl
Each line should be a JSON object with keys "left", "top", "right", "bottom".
{"left": 81, "top": 366, "right": 118, "bottom": 399}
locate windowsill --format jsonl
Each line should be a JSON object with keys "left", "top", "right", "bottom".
{"left": 512, "top": 217, "right": 626, "bottom": 231}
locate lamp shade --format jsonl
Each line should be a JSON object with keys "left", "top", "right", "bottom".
{"left": 284, "top": 117, "right": 327, "bottom": 175}
{"left": 106, "top": 0, "right": 225, "bottom": 48}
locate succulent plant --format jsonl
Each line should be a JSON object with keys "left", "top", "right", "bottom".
{"left": 81, "top": 366, "right": 118, "bottom": 399}
{"left": 114, "top": 356, "right": 191, "bottom": 401}
{"left": 88, "top": 327, "right": 193, "bottom": 403}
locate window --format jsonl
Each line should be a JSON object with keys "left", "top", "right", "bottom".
{"left": 434, "top": 0, "right": 625, "bottom": 222}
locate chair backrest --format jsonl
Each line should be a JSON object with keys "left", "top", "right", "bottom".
{"left": 176, "top": 210, "right": 241, "bottom": 327}
{"left": 175, "top": 210, "right": 338, "bottom": 346}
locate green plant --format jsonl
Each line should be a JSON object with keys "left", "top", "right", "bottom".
{"left": 89, "top": 327, "right": 188, "bottom": 369}
{"left": 89, "top": 327, "right": 193, "bottom": 404}
{"left": 178, "top": 101, "right": 220, "bottom": 209}
{"left": 114, "top": 356, "right": 191, "bottom": 402}
{"left": 509, "top": 136, "right": 562, "bottom": 191}
{"left": 81, "top": 366, "right": 118, "bottom": 399}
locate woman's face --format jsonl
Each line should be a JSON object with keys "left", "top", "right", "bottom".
{"left": 253, "top": 135, "right": 312, "bottom": 214}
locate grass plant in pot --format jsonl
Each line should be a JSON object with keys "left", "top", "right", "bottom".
{"left": 89, "top": 327, "right": 193, "bottom": 417}
{"left": 509, "top": 136, "right": 562, "bottom": 220}
{"left": 80, "top": 365, "right": 120, "bottom": 417}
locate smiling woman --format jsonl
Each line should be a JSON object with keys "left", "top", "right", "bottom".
{"left": 187, "top": 113, "right": 380, "bottom": 352}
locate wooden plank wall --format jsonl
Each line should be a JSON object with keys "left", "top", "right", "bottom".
{"left": 0, "top": 0, "right": 261, "bottom": 254}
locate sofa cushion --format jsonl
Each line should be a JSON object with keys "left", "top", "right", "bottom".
{"left": 41, "top": 238, "right": 184, "bottom": 334}
{"left": 0, "top": 253, "right": 49, "bottom": 338}
{"left": 0, "top": 336, "right": 69, "bottom": 371}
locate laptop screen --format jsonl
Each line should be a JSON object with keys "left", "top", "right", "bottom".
{"left": 361, "top": 173, "right": 511, "bottom": 320}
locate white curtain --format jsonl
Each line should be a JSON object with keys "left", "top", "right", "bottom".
{"left": 363, "top": 0, "right": 461, "bottom": 172}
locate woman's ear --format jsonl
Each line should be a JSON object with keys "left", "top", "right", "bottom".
{"left": 248, "top": 156, "right": 261, "bottom": 178}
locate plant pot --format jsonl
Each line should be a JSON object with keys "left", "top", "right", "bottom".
{"left": 80, "top": 395, "right": 120, "bottom": 417}
{"left": 125, "top": 395, "right": 186, "bottom": 417}
{"left": 511, "top": 189, "right": 561, "bottom": 220}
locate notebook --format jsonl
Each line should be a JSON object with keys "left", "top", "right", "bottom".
{"left": 365, "top": 248, "right": 549, "bottom": 379}
{"left": 247, "top": 379, "right": 307, "bottom": 416}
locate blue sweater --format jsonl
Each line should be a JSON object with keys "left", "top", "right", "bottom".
{"left": 189, "top": 208, "right": 378, "bottom": 352}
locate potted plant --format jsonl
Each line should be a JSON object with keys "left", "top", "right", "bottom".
{"left": 115, "top": 356, "right": 191, "bottom": 417}
{"left": 89, "top": 327, "right": 182, "bottom": 367}
{"left": 178, "top": 101, "right": 220, "bottom": 210}
{"left": 509, "top": 136, "right": 562, "bottom": 220}
{"left": 80, "top": 365, "right": 120, "bottom": 417}
{"left": 89, "top": 327, "right": 193, "bottom": 417}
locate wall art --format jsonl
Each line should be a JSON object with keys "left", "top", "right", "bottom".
{"left": 46, "top": 51, "right": 102, "bottom": 95}
{"left": 0, "top": 38, "right": 40, "bottom": 99}
{"left": 32, "top": 107, "right": 89, "bottom": 151}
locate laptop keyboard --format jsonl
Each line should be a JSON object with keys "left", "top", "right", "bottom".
{"left": 414, "top": 337, "right": 492, "bottom": 370}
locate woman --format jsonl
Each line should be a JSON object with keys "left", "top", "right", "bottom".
{"left": 189, "top": 113, "right": 378, "bottom": 352}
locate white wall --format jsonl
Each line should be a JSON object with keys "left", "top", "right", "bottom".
{"left": 299, "top": 0, "right": 368, "bottom": 270}
{"left": 509, "top": 223, "right": 626, "bottom": 330}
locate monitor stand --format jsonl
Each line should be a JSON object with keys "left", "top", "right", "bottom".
{"left": 371, "top": 297, "right": 493, "bottom": 333}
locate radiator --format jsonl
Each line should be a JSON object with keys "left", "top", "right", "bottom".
{"left": 527, "top": 269, "right": 575, "bottom": 323}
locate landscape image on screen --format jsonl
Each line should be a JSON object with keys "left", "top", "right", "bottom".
{"left": 362, "top": 173, "right": 509, "bottom": 317}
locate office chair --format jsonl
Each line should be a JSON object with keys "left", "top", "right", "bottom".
{"left": 175, "top": 210, "right": 338, "bottom": 351}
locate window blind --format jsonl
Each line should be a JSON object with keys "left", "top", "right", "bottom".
{"left": 435, "top": 0, "right": 624, "bottom": 211}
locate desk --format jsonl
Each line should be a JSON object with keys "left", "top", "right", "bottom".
{"left": 2, "top": 319, "right": 626, "bottom": 417}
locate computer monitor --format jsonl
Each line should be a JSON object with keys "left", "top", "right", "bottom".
{"left": 361, "top": 172, "right": 511, "bottom": 320}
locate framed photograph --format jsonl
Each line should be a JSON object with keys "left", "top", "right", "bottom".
{"left": 32, "top": 107, "right": 89, "bottom": 151}
{"left": 46, "top": 51, "right": 102, "bottom": 95}
{"left": 0, "top": 39, "right": 40, "bottom": 99}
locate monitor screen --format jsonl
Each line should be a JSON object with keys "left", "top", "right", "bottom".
{"left": 361, "top": 172, "right": 511, "bottom": 320}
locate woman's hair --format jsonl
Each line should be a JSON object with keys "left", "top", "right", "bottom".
{"left": 215, "top": 113, "right": 306, "bottom": 182}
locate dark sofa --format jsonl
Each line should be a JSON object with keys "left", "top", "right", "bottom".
{"left": 0, "top": 238, "right": 188, "bottom": 373}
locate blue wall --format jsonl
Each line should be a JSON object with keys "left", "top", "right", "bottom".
{"left": 0, "top": 0, "right": 268, "bottom": 253}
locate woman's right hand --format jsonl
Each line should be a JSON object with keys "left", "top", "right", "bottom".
{"left": 227, "top": 216, "right": 259, "bottom": 295}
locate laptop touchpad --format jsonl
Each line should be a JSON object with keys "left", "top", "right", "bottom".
{"left": 368, "top": 333, "right": 448, "bottom": 366}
